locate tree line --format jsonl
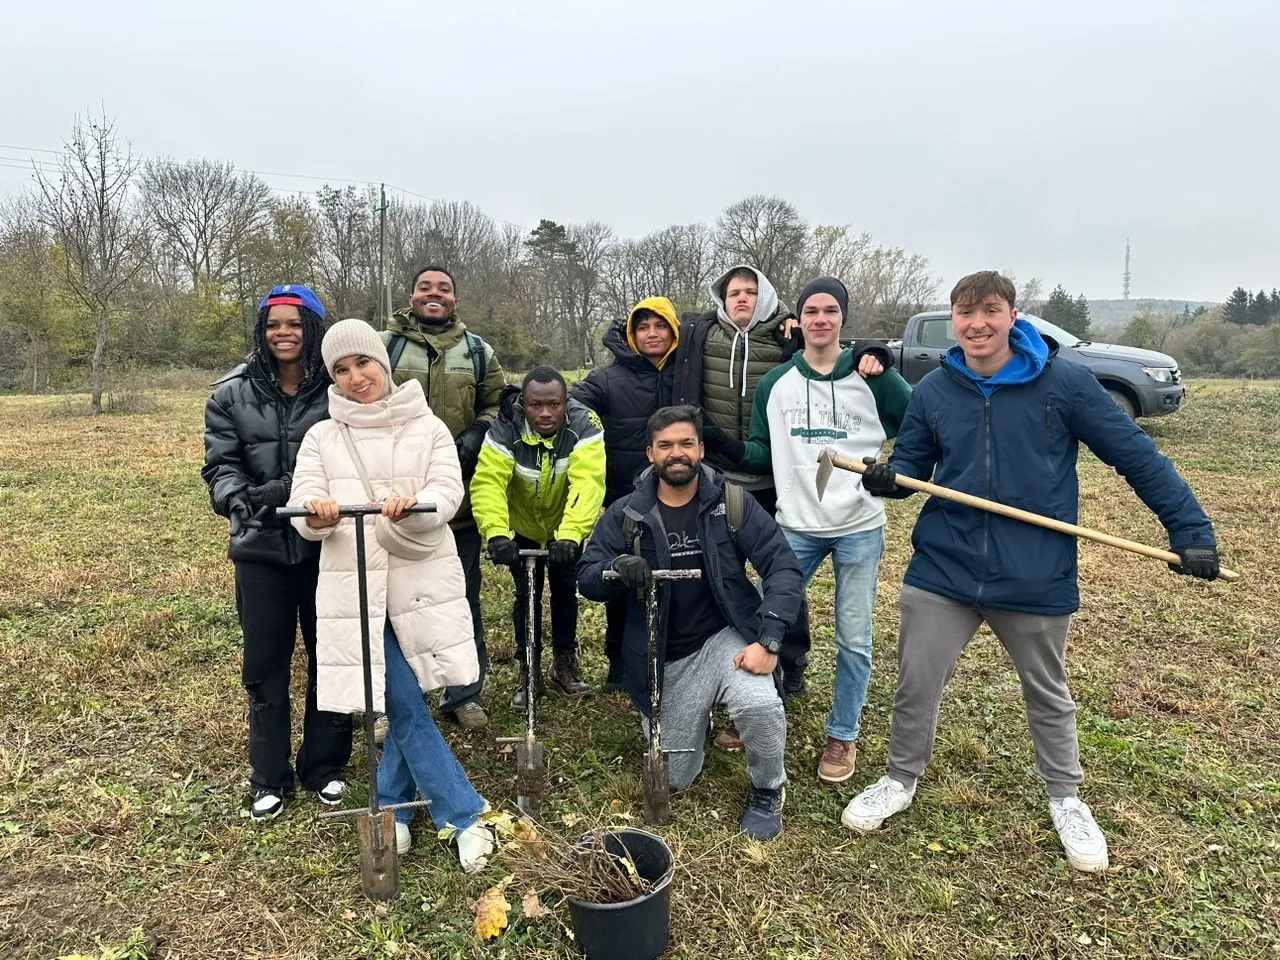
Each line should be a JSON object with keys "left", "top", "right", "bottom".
{"left": 0, "top": 114, "right": 937, "bottom": 410}
{"left": 1116, "top": 289, "right": 1280, "bottom": 378}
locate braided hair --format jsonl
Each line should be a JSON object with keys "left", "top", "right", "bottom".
{"left": 252, "top": 304, "right": 328, "bottom": 383}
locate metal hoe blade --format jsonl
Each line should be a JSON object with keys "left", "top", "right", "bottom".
{"left": 815, "top": 448, "right": 835, "bottom": 502}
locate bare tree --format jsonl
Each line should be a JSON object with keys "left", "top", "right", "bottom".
{"left": 847, "top": 246, "right": 937, "bottom": 337}
{"left": 35, "top": 114, "right": 147, "bottom": 413}
{"left": 315, "top": 184, "right": 377, "bottom": 319}
{"left": 141, "top": 159, "right": 271, "bottom": 288}
{"left": 714, "top": 195, "right": 808, "bottom": 300}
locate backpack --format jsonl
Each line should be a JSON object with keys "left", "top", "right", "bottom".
{"left": 386, "top": 329, "right": 489, "bottom": 415}
{"left": 622, "top": 480, "right": 746, "bottom": 560}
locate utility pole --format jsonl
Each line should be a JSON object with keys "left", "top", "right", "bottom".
{"left": 375, "top": 183, "right": 389, "bottom": 330}
{"left": 1123, "top": 238, "right": 1131, "bottom": 300}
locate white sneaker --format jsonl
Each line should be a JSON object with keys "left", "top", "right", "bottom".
{"left": 373, "top": 715, "right": 389, "bottom": 746}
{"left": 456, "top": 821, "right": 494, "bottom": 874}
{"left": 841, "top": 775, "right": 916, "bottom": 832}
{"left": 1050, "top": 796, "right": 1109, "bottom": 872}
{"left": 250, "top": 790, "right": 285, "bottom": 822}
{"left": 394, "top": 821, "right": 412, "bottom": 855}
{"left": 316, "top": 780, "right": 344, "bottom": 806}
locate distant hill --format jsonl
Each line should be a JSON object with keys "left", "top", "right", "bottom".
{"left": 1083, "top": 300, "right": 1217, "bottom": 336}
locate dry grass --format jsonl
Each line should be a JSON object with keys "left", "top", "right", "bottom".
{"left": 1, "top": 382, "right": 1277, "bottom": 959}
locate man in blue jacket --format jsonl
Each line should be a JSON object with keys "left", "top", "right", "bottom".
{"left": 577, "top": 405, "right": 804, "bottom": 840}
{"left": 841, "top": 271, "right": 1220, "bottom": 873}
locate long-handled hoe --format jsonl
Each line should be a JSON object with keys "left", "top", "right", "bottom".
{"left": 278, "top": 503, "right": 438, "bottom": 901}
{"left": 605, "top": 568, "right": 702, "bottom": 825}
{"left": 496, "top": 548, "right": 549, "bottom": 817}
{"left": 814, "top": 449, "right": 1240, "bottom": 581}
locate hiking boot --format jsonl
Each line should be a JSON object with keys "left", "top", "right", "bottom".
{"left": 782, "top": 669, "right": 807, "bottom": 702}
{"left": 741, "top": 786, "right": 785, "bottom": 841}
{"left": 315, "top": 780, "right": 345, "bottom": 806}
{"left": 549, "top": 650, "right": 591, "bottom": 697}
{"left": 604, "top": 657, "right": 625, "bottom": 693}
{"left": 250, "top": 789, "right": 285, "bottom": 822}
{"left": 817, "top": 737, "right": 858, "bottom": 784}
{"left": 453, "top": 701, "right": 488, "bottom": 729}
{"left": 510, "top": 663, "right": 544, "bottom": 710}
{"left": 1050, "top": 797, "right": 1109, "bottom": 872}
{"left": 714, "top": 724, "right": 744, "bottom": 752}
{"left": 395, "top": 821, "right": 412, "bottom": 855}
{"left": 841, "top": 775, "right": 915, "bottom": 832}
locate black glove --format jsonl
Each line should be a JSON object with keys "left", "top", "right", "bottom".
{"left": 702, "top": 422, "right": 746, "bottom": 464}
{"left": 548, "top": 539, "right": 582, "bottom": 566}
{"left": 1169, "top": 545, "right": 1220, "bottom": 581}
{"left": 860, "top": 457, "right": 898, "bottom": 497}
{"left": 612, "top": 554, "right": 652, "bottom": 591}
{"left": 456, "top": 422, "right": 487, "bottom": 476}
{"left": 486, "top": 536, "right": 521, "bottom": 567}
{"left": 246, "top": 476, "right": 291, "bottom": 511}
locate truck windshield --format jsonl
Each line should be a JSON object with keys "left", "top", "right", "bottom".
{"left": 1024, "top": 315, "right": 1084, "bottom": 347}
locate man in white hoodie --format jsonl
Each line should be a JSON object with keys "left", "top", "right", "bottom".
{"left": 717, "top": 277, "right": 911, "bottom": 783}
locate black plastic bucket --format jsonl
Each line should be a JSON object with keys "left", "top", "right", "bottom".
{"left": 566, "top": 828, "right": 674, "bottom": 960}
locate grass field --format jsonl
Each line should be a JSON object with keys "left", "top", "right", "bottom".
{"left": 1, "top": 382, "right": 1277, "bottom": 960}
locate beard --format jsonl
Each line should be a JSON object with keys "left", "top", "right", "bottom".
{"left": 656, "top": 458, "right": 698, "bottom": 487}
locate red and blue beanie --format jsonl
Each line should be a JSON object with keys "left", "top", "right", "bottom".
{"left": 258, "top": 283, "right": 326, "bottom": 321}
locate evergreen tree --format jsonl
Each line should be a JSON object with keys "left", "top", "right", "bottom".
{"left": 1224, "top": 287, "right": 1252, "bottom": 324}
{"left": 1248, "top": 290, "right": 1271, "bottom": 326}
{"left": 1071, "top": 293, "right": 1092, "bottom": 340}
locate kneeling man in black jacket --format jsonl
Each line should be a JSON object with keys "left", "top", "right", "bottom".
{"left": 577, "top": 405, "right": 803, "bottom": 841}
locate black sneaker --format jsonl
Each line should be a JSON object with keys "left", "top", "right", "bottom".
{"left": 250, "top": 789, "right": 285, "bottom": 822}
{"left": 740, "top": 786, "right": 785, "bottom": 841}
{"left": 604, "top": 658, "right": 625, "bottom": 693}
{"left": 316, "top": 780, "right": 344, "bottom": 806}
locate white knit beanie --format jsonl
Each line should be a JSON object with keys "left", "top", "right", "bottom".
{"left": 321, "top": 318, "right": 394, "bottom": 395}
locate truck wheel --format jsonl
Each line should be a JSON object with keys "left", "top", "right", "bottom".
{"left": 1106, "top": 388, "right": 1137, "bottom": 419}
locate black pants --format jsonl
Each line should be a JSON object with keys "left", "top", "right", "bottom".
{"left": 439, "top": 522, "right": 489, "bottom": 712}
{"left": 236, "top": 557, "right": 352, "bottom": 793}
{"left": 747, "top": 485, "right": 811, "bottom": 690}
{"left": 510, "top": 533, "right": 579, "bottom": 662}
{"left": 604, "top": 593, "right": 627, "bottom": 665}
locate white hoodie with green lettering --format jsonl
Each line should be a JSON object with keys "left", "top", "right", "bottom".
{"left": 739, "top": 350, "right": 912, "bottom": 536}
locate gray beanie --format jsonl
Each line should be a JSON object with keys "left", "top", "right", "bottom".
{"left": 321, "top": 318, "right": 394, "bottom": 395}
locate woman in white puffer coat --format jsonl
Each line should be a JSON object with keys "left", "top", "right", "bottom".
{"left": 288, "top": 318, "right": 493, "bottom": 872}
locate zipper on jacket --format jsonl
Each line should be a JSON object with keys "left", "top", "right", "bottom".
{"left": 976, "top": 398, "right": 992, "bottom": 606}
{"left": 279, "top": 391, "right": 297, "bottom": 565}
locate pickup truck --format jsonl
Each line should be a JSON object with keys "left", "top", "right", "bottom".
{"left": 881, "top": 310, "right": 1186, "bottom": 418}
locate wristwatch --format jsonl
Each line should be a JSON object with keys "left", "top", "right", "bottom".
{"left": 757, "top": 626, "right": 783, "bottom": 655}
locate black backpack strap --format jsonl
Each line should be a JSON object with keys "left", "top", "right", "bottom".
{"left": 622, "top": 514, "right": 642, "bottom": 555}
{"left": 387, "top": 332, "right": 408, "bottom": 370}
{"left": 465, "top": 330, "right": 488, "bottom": 415}
{"left": 724, "top": 482, "right": 745, "bottom": 547}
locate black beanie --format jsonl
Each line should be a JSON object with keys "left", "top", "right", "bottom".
{"left": 796, "top": 276, "right": 850, "bottom": 321}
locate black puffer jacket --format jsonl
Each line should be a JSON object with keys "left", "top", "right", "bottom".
{"left": 570, "top": 321, "right": 675, "bottom": 505}
{"left": 202, "top": 360, "right": 331, "bottom": 565}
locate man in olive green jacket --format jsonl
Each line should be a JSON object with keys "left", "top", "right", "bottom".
{"left": 381, "top": 264, "right": 507, "bottom": 728}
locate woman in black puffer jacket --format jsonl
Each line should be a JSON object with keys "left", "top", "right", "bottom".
{"left": 570, "top": 296, "right": 680, "bottom": 688}
{"left": 202, "top": 284, "right": 352, "bottom": 822}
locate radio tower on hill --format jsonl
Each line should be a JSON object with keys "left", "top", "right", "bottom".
{"left": 1123, "top": 238, "right": 1131, "bottom": 299}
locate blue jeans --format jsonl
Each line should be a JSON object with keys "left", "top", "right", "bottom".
{"left": 783, "top": 526, "right": 885, "bottom": 742}
{"left": 379, "top": 622, "right": 486, "bottom": 829}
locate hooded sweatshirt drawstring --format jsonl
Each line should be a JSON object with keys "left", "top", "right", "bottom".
{"left": 729, "top": 328, "right": 751, "bottom": 397}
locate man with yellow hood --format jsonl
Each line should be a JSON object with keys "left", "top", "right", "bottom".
{"left": 571, "top": 296, "right": 681, "bottom": 689}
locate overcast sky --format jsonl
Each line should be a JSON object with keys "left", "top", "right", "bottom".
{"left": 2, "top": 0, "right": 1275, "bottom": 302}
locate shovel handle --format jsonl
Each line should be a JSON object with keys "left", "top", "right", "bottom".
{"left": 276, "top": 504, "right": 437, "bottom": 518}
{"left": 519, "top": 549, "right": 550, "bottom": 558}
{"left": 602, "top": 570, "right": 704, "bottom": 582}
{"left": 828, "top": 453, "right": 1239, "bottom": 582}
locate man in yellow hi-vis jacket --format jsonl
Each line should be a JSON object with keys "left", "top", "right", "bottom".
{"left": 471, "top": 366, "right": 607, "bottom": 706}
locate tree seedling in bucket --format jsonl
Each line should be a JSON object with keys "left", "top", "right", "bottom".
{"left": 277, "top": 503, "right": 438, "bottom": 901}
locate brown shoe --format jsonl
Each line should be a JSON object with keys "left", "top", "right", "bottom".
{"left": 549, "top": 651, "right": 592, "bottom": 697}
{"left": 453, "top": 701, "right": 489, "bottom": 729}
{"left": 817, "top": 737, "right": 857, "bottom": 783}
{"left": 510, "top": 663, "right": 544, "bottom": 710}
{"left": 714, "top": 724, "right": 744, "bottom": 752}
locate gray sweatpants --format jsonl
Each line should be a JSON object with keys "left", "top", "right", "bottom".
{"left": 886, "top": 584, "right": 1083, "bottom": 798}
{"left": 642, "top": 626, "right": 787, "bottom": 791}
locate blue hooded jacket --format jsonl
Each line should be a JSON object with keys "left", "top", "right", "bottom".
{"left": 887, "top": 319, "right": 1215, "bottom": 615}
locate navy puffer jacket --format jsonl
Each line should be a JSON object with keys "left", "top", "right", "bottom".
{"left": 570, "top": 322, "right": 675, "bottom": 505}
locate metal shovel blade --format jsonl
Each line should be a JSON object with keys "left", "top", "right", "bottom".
{"left": 642, "top": 752, "right": 671, "bottom": 826}
{"left": 815, "top": 448, "right": 836, "bottom": 502}
{"left": 356, "top": 809, "right": 400, "bottom": 901}
{"left": 515, "top": 738, "right": 545, "bottom": 817}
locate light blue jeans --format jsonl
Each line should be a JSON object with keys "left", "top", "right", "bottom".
{"left": 379, "top": 622, "right": 486, "bottom": 829}
{"left": 783, "top": 526, "right": 885, "bottom": 742}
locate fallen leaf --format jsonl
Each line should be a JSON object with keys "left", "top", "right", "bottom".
{"left": 437, "top": 823, "right": 458, "bottom": 841}
{"left": 927, "top": 841, "right": 944, "bottom": 852}
{"left": 341, "top": 909, "right": 357, "bottom": 920}
{"left": 474, "top": 884, "right": 511, "bottom": 940}
{"left": 522, "top": 889, "right": 550, "bottom": 920}
{"left": 560, "top": 811, "right": 583, "bottom": 828}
